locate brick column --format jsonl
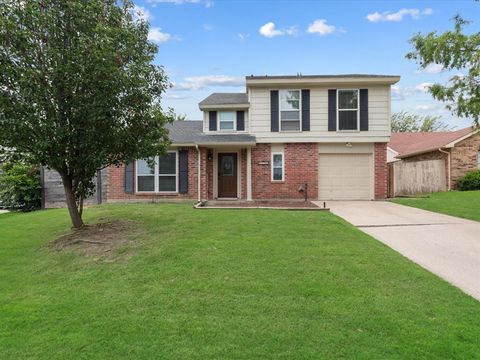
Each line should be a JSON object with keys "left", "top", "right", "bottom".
{"left": 374, "top": 142, "right": 388, "bottom": 199}
{"left": 199, "top": 147, "right": 209, "bottom": 201}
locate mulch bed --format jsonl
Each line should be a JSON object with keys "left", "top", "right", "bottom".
{"left": 51, "top": 220, "right": 139, "bottom": 260}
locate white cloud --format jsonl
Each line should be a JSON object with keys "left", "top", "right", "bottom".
{"left": 259, "top": 22, "right": 285, "bottom": 38}
{"left": 258, "top": 22, "right": 298, "bottom": 38}
{"left": 392, "top": 82, "right": 434, "bottom": 100}
{"left": 164, "top": 93, "right": 190, "bottom": 100}
{"left": 148, "top": 27, "right": 172, "bottom": 43}
{"left": 146, "top": 0, "right": 212, "bottom": 7}
{"left": 414, "top": 104, "right": 437, "bottom": 111}
{"left": 285, "top": 26, "right": 299, "bottom": 36}
{"left": 131, "top": 5, "right": 153, "bottom": 22}
{"left": 203, "top": 24, "right": 213, "bottom": 31}
{"left": 366, "top": 8, "right": 433, "bottom": 22}
{"left": 415, "top": 82, "right": 433, "bottom": 92}
{"left": 237, "top": 33, "right": 249, "bottom": 42}
{"left": 173, "top": 75, "right": 243, "bottom": 91}
{"left": 417, "top": 63, "right": 444, "bottom": 74}
{"left": 307, "top": 19, "right": 336, "bottom": 35}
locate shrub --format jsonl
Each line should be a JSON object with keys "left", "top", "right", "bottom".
{"left": 0, "top": 161, "right": 42, "bottom": 211}
{"left": 457, "top": 170, "right": 480, "bottom": 191}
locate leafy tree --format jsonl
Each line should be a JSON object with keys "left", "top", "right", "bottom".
{"left": 0, "top": 160, "right": 42, "bottom": 211}
{"left": 172, "top": 113, "right": 187, "bottom": 121}
{"left": 0, "top": 0, "right": 172, "bottom": 228}
{"left": 391, "top": 111, "right": 452, "bottom": 132}
{"left": 406, "top": 15, "right": 480, "bottom": 125}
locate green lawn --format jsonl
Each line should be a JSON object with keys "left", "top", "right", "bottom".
{"left": 1, "top": 204, "right": 480, "bottom": 359}
{"left": 392, "top": 190, "right": 480, "bottom": 222}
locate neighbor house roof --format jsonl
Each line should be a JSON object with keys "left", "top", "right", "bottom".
{"left": 165, "top": 121, "right": 255, "bottom": 146}
{"left": 389, "top": 127, "right": 477, "bottom": 159}
{"left": 199, "top": 93, "right": 249, "bottom": 109}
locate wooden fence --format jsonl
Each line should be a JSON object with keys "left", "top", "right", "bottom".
{"left": 388, "top": 159, "right": 446, "bottom": 197}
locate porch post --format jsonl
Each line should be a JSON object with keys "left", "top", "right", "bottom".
{"left": 246, "top": 147, "right": 252, "bottom": 201}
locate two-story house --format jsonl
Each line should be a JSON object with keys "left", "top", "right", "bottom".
{"left": 42, "top": 73, "right": 400, "bottom": 207}
{"left": 103, "top": 74, "right": 400, "bottom": 204}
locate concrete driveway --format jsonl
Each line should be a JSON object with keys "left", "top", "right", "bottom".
{"left": 315, "top": 201, "right": 480, "bottom": 301}
{"left": 0, "top": 209, "right": 8, "bottom": 215}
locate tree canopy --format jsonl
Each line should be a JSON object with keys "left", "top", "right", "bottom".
{"left": 0, "top": 0, "right": 172, "bottom": 227}
{"left": 391, "top": 111, "right": 452, "bottom": 133}
{"left": 406, "top": 14, "right": 480, "bottom": 126}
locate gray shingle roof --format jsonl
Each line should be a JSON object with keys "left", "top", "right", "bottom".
{"left": 199, "top": 93, "right": 248, "bottom": 106}
{"left": 246, "top": 74, "right": 400, "bottom": 80}
{"left": 165, "top": 121, "right": 255, "bottom": 145}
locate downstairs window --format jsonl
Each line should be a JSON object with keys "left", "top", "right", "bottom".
{"left": 136, "top": 152, "right": 178, "bottom": 193}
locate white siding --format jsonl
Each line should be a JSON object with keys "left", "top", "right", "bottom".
{"left": 249, "top": 86, "right": 391, "bottom": 142}
{"left": 203, "top": 110, "right": 249, "bottom": 133}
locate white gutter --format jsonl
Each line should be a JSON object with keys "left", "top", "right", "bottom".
{"left": 195, "top": 145, "right": 201, "bottom": 202}
{"left": 438, "top": 147, "right": 451, "bottom": 191}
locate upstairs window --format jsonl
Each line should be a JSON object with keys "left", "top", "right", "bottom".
{"left": 218, "top": 111, "right": 235, "bottom": 131}
{"left": 338, "top": 90, "right": 359, "bottom": 131}
{"left": 477, "top": 149, "right": 480, "bottom": 169}
{"left": 136, "top": 152, "right": 177, "bottom": 193}
{"left": 280, "top": 90, "right": 301, "bottom": 131}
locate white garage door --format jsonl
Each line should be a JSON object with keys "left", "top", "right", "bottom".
{"left": 318, "top": 154, "right": 373, "bottom": 200}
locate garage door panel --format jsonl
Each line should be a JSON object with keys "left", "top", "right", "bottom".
{"left": 318, "top": 154, "right": 373, "bottom": 200}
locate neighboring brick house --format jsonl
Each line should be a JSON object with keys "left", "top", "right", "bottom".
{"left": 388, "top": 127, "right": 480, "bottom": 190}
{"left": 43, "top": 74, "right": 400, "bottom": 206}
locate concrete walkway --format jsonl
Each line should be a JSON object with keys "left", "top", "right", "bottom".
{"left": 314, "top": 201, "right": 480, "bottom": 301}
{"left": 0, "top": 209, "right": 8, "bottom": 215}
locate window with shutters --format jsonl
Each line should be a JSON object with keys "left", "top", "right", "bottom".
{"left": 218, "top": 111, "right": 236, "bottom": 131}
{"left": 337, "top": 89, "right": 359, "bottom": 131}
{"left": 279, "top": 90, "right": 301, "bottom": 131}
{"left": 136, "top": 151, "right": 178, "bottom": 193}
{"left": 271, "top": 152, "right": 284, "bottom": 181}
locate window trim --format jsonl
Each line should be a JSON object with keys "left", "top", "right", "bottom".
{"left": 271, "top": 151, "right": 285, "bottom": 182}
{"left": 477, "top": 149, "right": 480, "bottom": 169}
{"left": 217, "top": 111, "right": 237, "bottom": 132}
{"left": 135, "top": 150, "right": 178, "bottom": 194}
{"left": 279, "top": 89, "right": 302, "bottom": 132}
{"left": 337, "top": 89, "right": 360, "bottom": 132}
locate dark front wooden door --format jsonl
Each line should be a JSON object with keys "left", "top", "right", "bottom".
{"left": 218, "top": 153, "right": 238, "bottom": 198}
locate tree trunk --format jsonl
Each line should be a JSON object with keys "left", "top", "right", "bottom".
{"left": 61, "top": 176, "right": 84, "bottom": 228}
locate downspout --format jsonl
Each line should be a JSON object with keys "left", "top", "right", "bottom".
{"left": 438, "top": 147, "right": 451, "bottom": 191}
{"left": 195, "top": 145, "right": 201, "bottom": 202}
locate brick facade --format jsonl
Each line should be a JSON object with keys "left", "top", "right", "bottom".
{"left": 106, "top": 147, "right": 199, "bottom": 202}
{"left": 252, "top": 143, "right": 318, "bottom": 200}
{"left": 450, "top": 132, "right": 480, "bottom": 187}
{"left": 374, "top": 142, "right": 388, "bottom": 199}
{"left": 102, "top": 141, "right": 390, "bottom": 203}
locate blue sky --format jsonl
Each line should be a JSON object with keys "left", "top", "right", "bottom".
{"left": 133, "top": 0, "right": 479, "bottom": 128}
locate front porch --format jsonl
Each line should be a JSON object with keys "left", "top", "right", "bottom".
{"left": 198, "top": 145, "right": 253, "bottom": 201}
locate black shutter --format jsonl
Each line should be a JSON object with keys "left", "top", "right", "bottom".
{"left": 209, "top": 111, "right": 217, "bottom": 131}
{"left": 178, "top": 150, "right": 188, "bottom": 194}
{"left": 236, "top": 111, "right": 245, "bottom": 131}
{"left": 270, "top": 90, "right": 279, "bottom": 132}
{"left": 360, "top": 89, "right": 369, "bottom": 131}
{"left": 124, "top": 162, "right": 134, "bottom": 194}
{"left": 328, "top": 89, "right": 337, "bottom": 132}
{"left": 301, "top": 89, "right": 310, "bottom": 131}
